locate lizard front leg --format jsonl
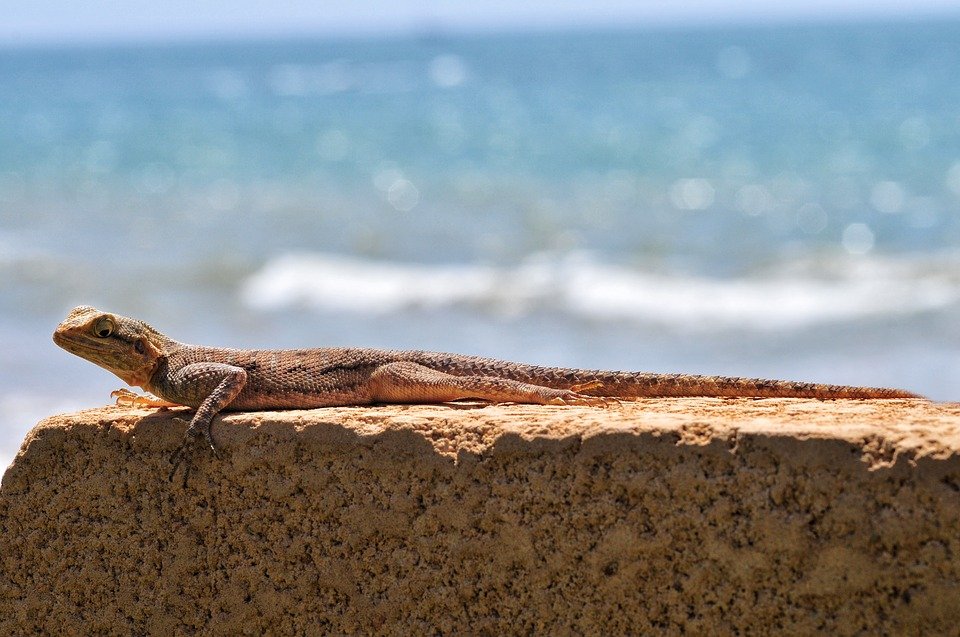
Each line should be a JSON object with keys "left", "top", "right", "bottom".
{"left": 164, "top": 363, "right": 247, "bottom": 483}
{"left": 367, "top": 361, "right": 607, "bottom": 405}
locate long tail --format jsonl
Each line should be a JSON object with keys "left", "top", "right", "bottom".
{"left": 570, "top": 372, "right": 923, "bottom": 399}
{"left": 493, "top": 365, "right": 921, "bottom": 399}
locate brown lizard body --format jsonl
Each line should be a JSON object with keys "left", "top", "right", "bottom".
{"left": 53, "top": 306, "right": 921, "bottom": 479}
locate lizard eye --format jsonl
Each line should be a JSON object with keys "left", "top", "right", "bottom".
{"left": 94, "top": 317, "right": 115, "bottom": 338}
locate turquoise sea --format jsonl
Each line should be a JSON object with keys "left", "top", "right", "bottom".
{"left": 3, "top": 20, "right": 960, "bottom": 466}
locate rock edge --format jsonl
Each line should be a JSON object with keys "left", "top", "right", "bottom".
{"left": 2, "top": 399, "right": 959, "bottom": 635}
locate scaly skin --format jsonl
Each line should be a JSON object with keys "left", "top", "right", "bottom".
{"left": 53, "top": 306, "right": 922, "bottom": 480}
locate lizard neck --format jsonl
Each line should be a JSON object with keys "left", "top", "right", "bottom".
{"left": 121, "top": 334, "right": 172, "bottom": 391}
{"left": 113, "top": 330, "right": 176, "bottom": 389}
{"left": 142, "top": 352, "right": 170, "bottom": 396}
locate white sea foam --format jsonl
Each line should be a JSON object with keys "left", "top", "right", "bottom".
{"left": 240, "top": 251, "right": 960, "bottom": 331}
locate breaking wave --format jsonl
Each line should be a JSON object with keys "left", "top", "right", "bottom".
{"left": 240, "top": 251, "right": 960, "bottom": 331}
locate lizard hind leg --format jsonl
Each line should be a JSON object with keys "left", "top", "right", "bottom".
{"left": 367, "top": 361, "right": 608, "bottom": 406}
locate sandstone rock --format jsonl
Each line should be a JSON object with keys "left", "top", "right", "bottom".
{"left": 1, "top": 398, "right": 958, "bottom": 634}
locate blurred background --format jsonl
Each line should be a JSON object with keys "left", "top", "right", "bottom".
{"left": 3, "top": 1, "right": 960, "bottom": 468}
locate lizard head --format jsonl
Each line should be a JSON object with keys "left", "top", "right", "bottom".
{"left": 53, "top": 306, "right": 169, "bottom": 388}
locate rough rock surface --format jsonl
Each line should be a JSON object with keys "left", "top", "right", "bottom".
{"left": 1, "top": 398, "right": 959, "bottom": 635}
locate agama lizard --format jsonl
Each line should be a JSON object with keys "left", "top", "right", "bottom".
{"left": 53, "top": 305, "right": 921, "bottom": 480}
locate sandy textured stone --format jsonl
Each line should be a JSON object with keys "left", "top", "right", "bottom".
{"left": 1, "top": 398, "right": 959, "bottom": 635}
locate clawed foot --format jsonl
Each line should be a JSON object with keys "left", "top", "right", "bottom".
{"left": 168, "top": 418, "right": 221, "bottom": 486}
{"left": 112, "top": 388, "right": 176, "bottom": 409}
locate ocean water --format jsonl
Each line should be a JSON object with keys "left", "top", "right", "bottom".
{"left": 3, "top": 21, "right": 960, "bottom": 468}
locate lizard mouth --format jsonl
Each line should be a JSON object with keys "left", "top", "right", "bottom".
{"left": 53, "top": 330, "right": 79, "bottom": 350}
{"left": 53, "top": 330, "right": 86, "bottom": 350}
{"left": 52, "top": 330, "right": 112, "bottom": 358}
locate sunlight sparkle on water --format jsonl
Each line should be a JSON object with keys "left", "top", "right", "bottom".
{"left": 387, "top": 179, "right": 419, "bottom": 212}
{"left": 842, "top": 223, "right": 875, "bottom": 255}
{"left": 429, "top": 54, "right": 467, "bottom": 88}
{"left": 670, "top": 178, "right": 715, "bottom": 211}
{"left": 870, "top": 181, "right": 905, "bottom": 214}
{"left": 736, "top": 184, "right": 773, "bottom": 216}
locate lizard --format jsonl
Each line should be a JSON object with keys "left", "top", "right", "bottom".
{"left": 53, "top": 305, "right": 922, "bottom": 480}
